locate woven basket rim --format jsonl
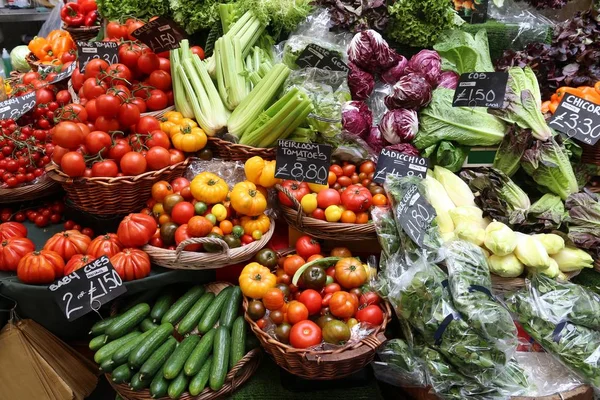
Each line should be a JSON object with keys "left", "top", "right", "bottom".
{"left": 208, "top": 136, "right": 276, "bottom": 153}
{"left": 491, "top": 270, "right": 580, "bottom": 292}
{"left": 62, "top": 24, "right": 101, "bottom": 33}
{"left": 0, "top": 178, "right": 61, "bottom": 203}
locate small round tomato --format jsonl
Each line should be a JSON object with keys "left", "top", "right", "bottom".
{"left": 297, "top": 289, "right": 322, "bottom": 315}
{"left": 359, "top": 161, "right": 376, "bottom": 174}
{"left": 263, "top": 288, "right": 285, "bottom": 311}
{"left": 120, "top": 151, "right": 147, "bottom": 176}
{"left": 330, "top": 247, "right": 352, "bottom": 257}
{"left": 295, "top": 235, "right": 321, "bottom": 259}
{"left": 330, "top": 164, "right": 343, "bottom": 177}
{"left": 355, "top": 304, "right": 384, "bottom": 326}
{"left": 359, "top": 292, "right": 381, "bottom": 306}
{"left": 287, "top": 300, "right": 309, "bottom": 325}
{"left": 283, "top": 255, "right": 305, "bottom": 277}
{"left": 324, "top": 283, "right": 341, "bottom": 294}
{"left": 324, "top": 205, "right": 342, "bottom": 222}
{"left": 329, "top": 291, "right": 358, "bottom": 319}
{"left": 311, "top": 208, "right": 325, "bottom": 221}
{"left": 289, "top": 320, "right": 322, "bottom": 349}
{"left": 270, "top": 310, "right": 285, "bottom": 325}
{"left": 171, "top": 201, "right": 195, "bottom": 225}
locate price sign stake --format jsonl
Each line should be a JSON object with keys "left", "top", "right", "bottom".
{"left": 130, "top": 17, "right": 186, "bottom": 54}
{"left": 0, "top": 91, "right": 36, "bottom": 121}
{"left": 49, "top": 255, "right": 127, "bottom": 322}
{"left": 275, "top": 140, "right": 332, "bottom": 185}
{"left": 548, "top": 94, "right": 600, "bottom": 146}
{"left": 77, "top": 41, "right": 119, "bottom": 73}
{"left": 398, "top": 184, "right": 436, "bottom": 247}
{"left": 295, "top": 44, "right": 349, "bottom": 72}
{"left": 374, "top": 148, "right": 429, "bottom": 184}
{"left": 452, "top": 72, "right": 508, "bottom": 109}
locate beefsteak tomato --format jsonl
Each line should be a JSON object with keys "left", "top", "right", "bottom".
{"left": 340, "top": 185, "right": 372, "bottom": 212}
{"left": 0, "top": 222, "right": 27, "bottom": 240}
{"left": 64, "top": 254, "right": 93, "bottom": 275}
{"left": 87, "top": 233, "right": 123, "bottom": 258}
{"left": 17, "top": 250, "right": 65, "bottom": 284}
{"left": 0, "top": 237, "right": 34, "bottom": 271}
{"left": 43, "top": 230, "right": 91, "bottom": 261}
{"left": 110, "top": 248, "right": 151, "bottom": 281}
{"left": 334, "top": 257, "right": 367, "bottom": 289}
{"left": 117, "top": 213, "right": 156, "bottom": 247}
{"left": 289, "top": 320, "right": 322, "bottom": 349}
{"left": 329, "top": 291, "right": 358, "bottom": 319}
{"left": 278, "top": 180, "right": 310, "bottom": 207}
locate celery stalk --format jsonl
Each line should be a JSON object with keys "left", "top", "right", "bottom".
{"left": 257, "top": 98, "right": 313, "bottom": 147}
{"left": 190, "top": 56, "right": 229, "bottom": 130}
{"left": 170, "top": 48, "right": 193, "bottom": 118}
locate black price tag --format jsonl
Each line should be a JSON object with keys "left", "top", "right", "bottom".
{"left": 130, "top": 17, "right": 186, "bottom": 54}
{"left": 275, "top": 140, "right": 332, "bottom": 185}
{"left": 296, "top": 44, "right": 349, "bottom": 73}
{"left": 398, "top": 184, "right": 436, "bottom": 247}
{"left": 374, "top": 148, "right": 429, "bottom": 184}
{"left": 0, "top": 91, "right": 36, "bottom": 121}
{"left": 548, "top": 94, "right": 600, "bottom": 146}
{"left": 77, "top": 41, "right": 119, "bottom": 73}
{"left": 48, "top": 255, "right": 126, "bottom": 322}
{"left": 50, "top": 62, "right": 76, "bottom": 84}
{"left": 452, "top": 72, "right": 508, "bottom": 109}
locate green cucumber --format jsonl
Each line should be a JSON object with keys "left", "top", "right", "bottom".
{"left": 106, "top": 303, "right": 151, "bottom": 340}
{"left": 99, "top": 359, "right": 115, "bottom": 373}
{"left": 163, "top": 335, "right": 200, "bottom": 379}
{"left": 128, "top": 323, "right": 174, "bottom": 368}
{"left": 94, "top": 331, "right": 141, "bottom": 364}
{"left": 90, "top": 317, "right": 115, "bottom": 336}
{"left": 112, "top": 328, "right": 155, "bottom": 365}
{"left": 149, "top": 372, "right": 169, "bottom": 399}
{"left": 219, "top": 286, "right": 241, "bottom": 329}
{"left": 130, "top": 371, "right": 152, "bottom": 392}
{"left": 197, "top": 287, "right": 232, "bottom": 334}
{"left": 177, "top": 292, "right": 215, "bottom": 335}
{"left": 161, "top": 286, "right": 205, "bottom": 325}
{"left": 230, "top": 316, "right": 247, "bottom": 368}
{"left": 139, "top": 336, "right": 178, "bottom": 379}
{"left": 140, "top": 318, "right": 158, "bottom": 332}
{"left": 111, "top": 363, "right": 132, "bottom": 384}
{"left": 168, "top": 370, "right": 189, "bottom": 399}
{"left": 184, "top": 328, "right": 216, "bottom": 376}
{"left": 188, "top": 357, "right": 212, "bottom": 396}
{"left": 209, "top": 326, "right": 230, "bottom": 391}
{"left": 89, "top": 334, "right": 108, "bottom": 351}
{"left": 151, "top": 291, "right": 177, "bottom": 322}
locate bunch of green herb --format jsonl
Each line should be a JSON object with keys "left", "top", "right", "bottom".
{"left": 97, "top": 0, "right": 170, "bottom": 22}
{"left": 444, "top": 240, "right": 518, "bottom": 359}
{"left": 371, "top": 206, "right": 401, "bottom": 260}
{"left": 376, "top": 339, "right": 427, "bottom": 387}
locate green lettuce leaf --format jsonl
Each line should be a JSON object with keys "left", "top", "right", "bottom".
{"left": 433, "top": 29, "right": 494, "bottom": 74}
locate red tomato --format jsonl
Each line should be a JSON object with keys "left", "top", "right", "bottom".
{"left": 130, "top": 97, "right": 147, "bottom": 113}
{"left": 342, "top": 164, "right": 356, "bottom": 177}
{"left": 145, "top": 146, "right": 171, "bottom": 171}
{"left": 146, "top": 89, "right": 168, "bottom": 111}
{"left": 118, "top": 42, "right": 144, "bottom": 70}
{"left": 287, "top": 301, "right": 309, "bottom": 325}
{"left": 51, "top": 145, "right": 69, "bottom": 164}
{"left": 85, "top": 131, "right": 112, "bottom": 156}
{"left": 95, "top": 94, "right": 121, "bottom": 118}
{"left": 120, "top": 152, "right": 147, "bottom": 176}
{"left": 171, "top": 202, "right": 195, "bottom": 225}
{"left": 295, "top": 235, "right": 321, "bottom": 259}
{"left": 110, "top": 248, "right": 151, "bottom": 281}
{"left": 82, "top": 78, "right": 108, "bottom": 99}
{"left": 0, "top": 237, "right": 34, "bottom": 271}
{"left": 168, "top": 149, "right": 185, "bottom": 165}
{"left": 106, "top": 21, "right": 128, "bottom": 39}
{"left": 87, "top": 233, "right": 123, "bottom": 258}
{"left": 55, "top": 90, "right": 72, "bottom": 106}
{"left": 95, "top": 116, "right": 120, "bottom": 132}
{"left": 126, "top": 20, "right": 144, "bottom": 40}
{"left": 35, "top": 88, "right": 54, "bottom": 104}
{"left": 43, "top": 230, "right": 91, "bottom": 262}
{"left": 0, "top": 222, "right": 27, "bottom": 240}
{"left": 158, "top": 57, "right": 170, "bottom": 72}
{"left": 84, "top": 99, "right": 99, "bottom": 121}
{"left": 298, "top": 289, "right": 322, "bottom": 315}
{"left": 91, "top": 160, "right": 119, "bottom": 177}
{"left": 324, "top": 283, "right": 341, "bottom": 294}
{"left": 355, "top": 304, "right": 384, "bottom": 326}
{"left": 329, "top": 291, "right": 358, "bottom": 319}
{"left": 103, "top": 63, "right": 132, "bottom": 87}
{"left": 84, "top": 59, "right": 109, "bottom": 80}
{"left": 108, "top": 139, "right": 132, "bottom": 163}
{"left": 53, "top": 121, "right": 85, "bottom": 150}
{"left": 240, "top": 234, "right": 253, "bottom": 245}
{"left": 278, "top": 180, "right": 310, "bottom": 207}
{"left": 60, "top": 152, "right": 86, "bottom": 177}
{"left": 190, "top": 46, "right": 205, "bottom": 60}
{"left": 107, "top": 84, "right": 131, "bottom": 100}
{"left": 117, "top": 213, "right": 156, "bottom": 247}
{"left": 311, "top": 208, "right": 325, "bottom": 220}
{"left": 117, "top": 103, "right": 141, "bottom": 128}
{"left": 170, "top": 177, "right": 189, "bottom": 193}
{"left": 146, "top": 130, "right": 170, "bottom": 149}
{"left": 317, "top": 189, "right": 341, "bottom": 209}
{"left": 174, "top": 224, "right": 202, "bottom": 251}
{"left": 136, "top": 116, "right": 161, "bottom": 134}
{"left": 64, "top": 254, "right": 92, "bottom": 275}
{"left": 359, "top": 292, "right": 380, "bottom": 306}
{"left": 58, "top": 103, "right": 88, "bottom": 122}
{"left": 137, "top": 53, "right": 160, "bottom": 75}
{"left": 341, "top": 185, "right": 373, "bottom": 213}
{"left": 289, "top": 320, "right": 322, "bottom": 349}
{"left": 147, "top": 70, "right": 172, "bottom": 91}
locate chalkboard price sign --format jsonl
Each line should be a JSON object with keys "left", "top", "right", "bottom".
{"left": 0, "top": 91, "right": 36, "bottom": 121}
{"left": 49, "top": 255, "right": 126, "bottom": 322}
{"left": 50, "top": 62, "right": 76, "bottom": 84}
{"left": 397, "top": 184, "right": 436, "bottom": 247}
{"left": 130, "top": 17, "right": 186, "bottom": 54}
{"left": 275, "top": 140, "right": 332, "bottom": 185}
{"left": 77, "top": 41, "right": 119, "bottom": 72}
{"left": 548, "top": 94, "right": 600, "bottom": 146}
{"left": 452, "top": 72, "right": 508, "bottom": 109}
{"left": 374, "top": 148, "right": 428, "bottom": 184}
{"left": 296, "top": 44, "right": 349, "bottom": 73}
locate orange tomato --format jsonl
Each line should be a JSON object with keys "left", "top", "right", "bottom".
{"left": 151, "top": 180, "right": 173, "bottom": 203}
{"left": 356, "top": 212, "right": 369, "bottom": 224}
{"left": 372, "top": 194, "right": 387, "bottom": 206}
{"left": 283, "top": 255, "right": 305, "bottom": 276}
{"left": 211, "top": 227, "right": 223, "bottom": 235}
{"left": 219, "top": 220, "right": 233, "bottom": 235}
{"left": 287, "top": 301, "right": 309, "bottom": 325}
{"left": 341, "top": 210, "right": 357, "bottom": 223}
{"left": 263, "top": 288, "right": 285, "bottom": 310}
{"left": 328, "top": 171, "right": 337, "bottom": 186}
{"left": 330, "top": 247, "right": 352, "bottom": 257}
{"left": 307, "top": 254, "right": 324, "bottom": 262}
{"left": 158, "top": 214, "right": 171, "bottom": 225}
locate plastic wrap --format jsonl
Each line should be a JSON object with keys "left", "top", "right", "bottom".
{"left": 515, "top": 352, "right": 582, "bottom": 397}
{"left": 374, "top": 339, "right": 427, "bottom": 388}
{"left": 38, "top": 4, "right": 64, "bottom": 38}
{"left": 184, "top": 159, "right": 245, "bottom": 187}
{"left": 444, "top": 240, "right": 519, "bottom": 362}
{"left": 371, "top": 206, "right": 401, "bottom": 260}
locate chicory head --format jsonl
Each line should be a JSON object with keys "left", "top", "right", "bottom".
{"left": 378, "top": 109, "right": 418, "bottom": 144}
{"left": 384, "top": 73, "right": 432, "bottom": 110}
{"left": 348, "top": 62, "right": 375, "bottom": 101}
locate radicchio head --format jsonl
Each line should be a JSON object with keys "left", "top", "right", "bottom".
{"left": 405, "top": 50, "right": 442, "bottom": 87}
{"left": 342, "top": 101, "right": 373, "bottom": 138}
{"left": 381, "top": 55, "right": 408, "bottom": 85}
{"left": 347, "top": 30, "right": 398, "bottom": 72}
{"left": 366, "top": 126, "right": 386, "bottom": 153}
{"left": 378, "top": 109, "right": 418, "bottom": 144}
{"left": 437, "top": 71, "right": 460, "bottom": 89}
{"left": 384, "top": 73, "right": 432, "bottom": 110}
{"left": 348, "top": 62, "right": 375, "bottom": 100}
{"left": 385, "top": 143, "right": 420, "bottom": 156}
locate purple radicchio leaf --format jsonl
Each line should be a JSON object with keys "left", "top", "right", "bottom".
{"left": 384, "top": 73, "right": 432, "bottom": 110}
{"left": 378, "top": 109, "right": 418, "bottom": 144}
{"left": 385, "top": 143, "right": 420, "bottom": 156}
{"left": 347, "top": 62, "right": 375, "bottom": 100}
{"left": 381, "top": 55, "right": 408, "bottom": 85}
{"left": 405, "top": 50, "right": 442, "bottom": 87}
{"left": 342, "top": 100, "right": 373, "bottom": 138}
{"left": 437, "top": 71, "right": 460, "bottom": 89}
{"left": 365, "top": 126, "right": 387, "bottom": 153}
{"left": 348, "top": 29, "right": 398, "bottom": 71}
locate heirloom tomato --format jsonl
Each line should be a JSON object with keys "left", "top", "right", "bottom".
{"left": 87, "top": 234, "right": 123, "bottom": 258}
{"left": 278, "top": 181, "right": 310, "bottom": 207}
{"left": 110, "top": 248, "right": 151, "bottom": 281}
{"left": 117, "top": 213, "right": 156, "bottom": 247}
{"left": 0, "top": 237, "right": 34, "bottom": 271}
{"left": 43, "top": 230, "right": 91, "bottom": 261}
{"left": 0, "top": 222, "right": 27, "bottom": 240}
{"left": 17, "top": 250, "right": 65, "bottom": 284}
{"left": 289, "top": 320, "right": 321, "bottom": 349}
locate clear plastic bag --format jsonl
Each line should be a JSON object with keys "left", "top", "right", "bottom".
{"left": 184, "top": 159, "right": 245, "bottom": 187}
{"left": 38, "top": 4, "right": 64, "bottom": 38}
{"left": 515, "top": 352, "right": 582, "bottom": 397}
{"left": 371, "top": 206, "right": 401, "bottom": 260}
{"left": 374, "top": 339, "right": 427, "bottom": 388}
{"left": 443, "top": 240, "right": 519, "bottom": 362}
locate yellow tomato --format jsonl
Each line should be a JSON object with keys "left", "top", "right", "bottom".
{"left": 307, "top": 183, "right": 328, "bottom": 193}
{"left": 160, "top": 121, "right": 177, "bottom": 135}
{"left": 211, "top": 204, "right": 228, "bottom": 221}
{"left": 300, "top": 193, "right": 318, "bottom": 214}
{"left": 325, "top": 205, "right": 342, "bottom": 222}
{"left": 172, "top": 127, "right": 207, "bottom": 152}
{"left": 163, "top": 111, "right": 177, "bottom": 119}
{"left": 167, "top": 113, "right": 183, "bottom": 124}
{"left": 181, "top": 118, "right": 198, "bottom": 128}
{"left": 239, "top": 262, "right": 276, "bottom": 299}
{"left": 152, "top": 203, "right": 165, "bottom": 217}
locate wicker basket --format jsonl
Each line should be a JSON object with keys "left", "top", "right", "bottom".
{"left": 276, "top": 184, "right": 376, "bottom": 241}
{"left": 0, "top": 178, "right": 61, "bottom": 204}
{"left": 401, "top": 384, "right": 593, "bottom": 400}
{"left": 26, "top": 53, "right": 41, "bottom": 72}
{"left": 142, "top": 218, "right": 275, "bottom": 270}
{"left": 45, "top": 159, "right": 189, "bottom": 216}
{"left": 108, "top": 282, "right": 262, "bottom": 400}
{"left": 491, "top": 271, "right": 580, "bottom": 294}
{"left": 207, "top": 137, "right": 276, "bottom": 162}
{"left": 62, "top": 24, "right": 101, "bottom": 42}
{"left": 244, "top": 293, "right": 391, "bottom": 380}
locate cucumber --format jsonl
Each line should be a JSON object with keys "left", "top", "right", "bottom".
{"left": 197, "top": 287, "right": 232, "bottom": 334}
{"left": 121, "top": 288, "right": 161, "bottom": 312}
{"left": 99, "top": 359, "right": 115, "bottom": 373}
{"left": 163, "top": 335, "right": 200, "bottom": 379}
{"left": 140, "top": 318, "right": 159, "bottom": 332}
{"left": 94, "top": 331, "right": 141, "bottom": 364}
{"left": 112, "top": 328, "right": 155, "bottom": 365}
{"left": 90, "top": 317, "right": 115, "bottom": 336}
{"left": 177, "top": 292, "right": 215, "bottom": 336}
{"left": 89, "top": 334, "right": 108, "bottom": 351}
{"left": 151, "top": 291, "right": 177, "bottom": 323}
{"left": 106, "top": 303, "right": 151, "bottom": 340}
{"left": 219, "top": 286, "right": 241, "bottom": 329}
{"left": 130, "top": 371, "right": 152, "bottom": 392}
{"left": 111, "top": 363, "right": 132, "bottom": 384}
{"left": 230, "top": 316, "right": 247, "bottom": 368}
{"left": 139, "top": 336, "right": 178, "bottom": 379}
{"left": 209, "top": 326, "right": 230, "bottom": 391}
{"left": 161, "top": 286, "right": 205, "bottom": 325}
{"left": 188, "top": 357, "right": 212, "bottom": 396}
{"left": 168, "top": 369, "right": 189, "bottom": 399}
{"left": 149, "top": 372, "right": 169, "bottom": 399}
{"left": 184, "top": 328, "right": 216, "bottom": 376}
{"left": 128, "top": 323, "right": 174, "bottom": 368}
